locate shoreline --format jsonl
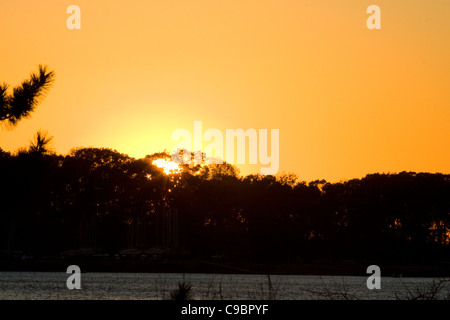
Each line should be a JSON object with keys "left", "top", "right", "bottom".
{"left": 1, "top": 258, "right": 449, "bottom": 278}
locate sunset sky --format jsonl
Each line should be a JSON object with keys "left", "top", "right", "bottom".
{"left": 1, "top": 0, "right": 449, "bottom": 182}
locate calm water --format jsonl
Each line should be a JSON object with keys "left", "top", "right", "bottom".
{"left": 1, "top": 272, "right": 449, "bottom": 300}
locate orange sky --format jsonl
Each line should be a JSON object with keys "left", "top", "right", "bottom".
{"left": 1, "top": 0, "right": 449, "bottom": 182}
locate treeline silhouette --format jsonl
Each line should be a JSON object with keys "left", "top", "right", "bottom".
{"left": 0, "top": 146, "right": 449, "bottom": 264}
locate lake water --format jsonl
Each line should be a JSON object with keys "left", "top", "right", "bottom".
{"left": 1, "top": 272, "right": 449, "bottom": 300}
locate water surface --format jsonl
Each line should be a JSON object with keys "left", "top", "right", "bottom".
{"left": 1, "top": 272, "right": 449, "bottom": 300}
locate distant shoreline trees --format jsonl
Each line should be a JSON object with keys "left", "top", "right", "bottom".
{"left": 0, "top": 67, "right": 448, "bottom": 264}
{"left": 0, "top": 147, "right": 448, "bottom": 264}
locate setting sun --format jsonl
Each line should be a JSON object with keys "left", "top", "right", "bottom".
{"left": 152, "top": 158, "right": 182, "bottom": 175}
{"left": 1, "top": 0, "right": 448, "bottom": 182}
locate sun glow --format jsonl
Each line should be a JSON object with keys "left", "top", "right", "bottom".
{"left": 152, "top": 158, "right": 182, "bottom": 175}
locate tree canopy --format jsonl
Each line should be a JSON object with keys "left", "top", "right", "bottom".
{"left": 0, "top": 147, "right": 448, "bottom": 264}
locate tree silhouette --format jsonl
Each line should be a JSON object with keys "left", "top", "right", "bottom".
{"left": 0, "top": 143, "right": 448, "bottom": 267}
{"left": 28, "top": 130, "right": 54, "bottom": 155}
{"left": 0, "top": 65, "right": 55, "bottom": 127}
